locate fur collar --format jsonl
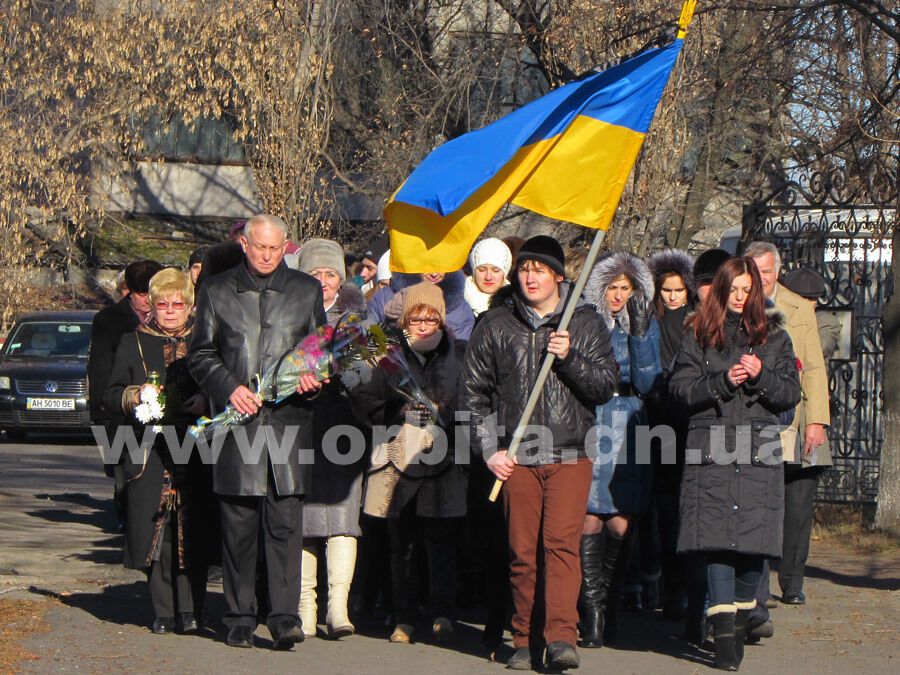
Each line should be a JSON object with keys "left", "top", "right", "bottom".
{"left": 684, "top": 306, "right": 787, "bottom": 336}
{"left": 583, "top": 251, "right": 655, "bottom": 332}
{"left": 764, "top": 306, "right": 787, "bottom": 334}
{"left": 333, "top": 282, "right": 366, "bottom": 314}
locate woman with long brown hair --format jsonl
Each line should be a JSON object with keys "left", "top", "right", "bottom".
{"left": 669, "top": 256, "right": 800, "bottom": 671}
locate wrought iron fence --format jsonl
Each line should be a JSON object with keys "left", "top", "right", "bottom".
{"left": 742, "top": 168, "right": 896, "bottom": 503}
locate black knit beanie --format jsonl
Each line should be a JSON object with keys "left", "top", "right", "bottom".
{"left": 516, "top": 235, "right": 566, "bottom": 276}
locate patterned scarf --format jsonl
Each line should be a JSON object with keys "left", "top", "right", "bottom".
{"left": 138, "top": 318, "right": 193, "bottom": 366}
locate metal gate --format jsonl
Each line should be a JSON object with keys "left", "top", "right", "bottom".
{"left": 742, "top": 169, "right": 895, "bottom": 503}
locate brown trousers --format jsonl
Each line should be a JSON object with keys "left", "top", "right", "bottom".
{"left": 502, "top": 458, "right": 592, "bottom": 647}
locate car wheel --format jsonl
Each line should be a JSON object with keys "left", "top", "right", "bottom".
{"left": 4, "top": 428, "right": 27, "bottom": 442}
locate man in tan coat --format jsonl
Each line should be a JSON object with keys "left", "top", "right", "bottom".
{"left": 746, "top": 242, "right": 831, "bottom": 638}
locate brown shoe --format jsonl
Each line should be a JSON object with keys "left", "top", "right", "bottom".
{"left": 390, "top": 623, "right": 414, "bottom": 644}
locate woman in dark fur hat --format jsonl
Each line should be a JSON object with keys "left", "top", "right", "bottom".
{"left": 578, "top": 251, "right": 661, "bottom": 648}
{"left": 646, "top": 248, "right": 696, "bottom": 620}
{"left": 648, "top": 249, "right": 695, "bottom": 316}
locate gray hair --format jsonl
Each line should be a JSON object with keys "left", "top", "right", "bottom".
{"left": 244, "top": 214, "right": 289, "bottom": 240}
{"left": 744, "top": 241, "right": 782, "bottom": 272}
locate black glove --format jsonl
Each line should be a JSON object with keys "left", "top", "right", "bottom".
{"left": 626, "top": 295, "right": 650, "bottom": 337}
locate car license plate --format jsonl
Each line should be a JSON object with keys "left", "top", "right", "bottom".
{"left": 26, "top": 398, "right": 75, "bottom": 410}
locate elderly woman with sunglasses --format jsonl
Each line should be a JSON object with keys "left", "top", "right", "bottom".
{"left": 105, "top": 268, "right": 214, "bottom": 635}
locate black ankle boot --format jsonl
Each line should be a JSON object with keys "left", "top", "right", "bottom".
{"left": 577, "top": 532, "right": 606, "bottom": 648}
{"left": 708, "top": 611, "right": 740, "bottom": 671}
{"left": 734, "top": 608, "right": 751, "bottom": 666}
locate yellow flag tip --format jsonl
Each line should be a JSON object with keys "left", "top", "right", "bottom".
{"left": 677, "top": 0, "right": 698, "bottom": 37}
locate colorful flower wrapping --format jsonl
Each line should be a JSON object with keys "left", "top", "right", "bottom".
{"left": 188, "top": 314, "right": 395, "bottom": 438}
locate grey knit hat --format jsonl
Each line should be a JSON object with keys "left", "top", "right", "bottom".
{"left": 298, "top": 239, "right": 346, "bottom": 280}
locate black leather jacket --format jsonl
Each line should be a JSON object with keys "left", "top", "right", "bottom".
{"left": 460, "top": 284, "right": 619, "bottom": 464}
{"left": 188, "top": 261, "right": 326, "bottom": 497}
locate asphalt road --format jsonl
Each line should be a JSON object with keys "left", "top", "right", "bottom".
{"left": 1, "top": 437, "right": 897, "bottom": 673}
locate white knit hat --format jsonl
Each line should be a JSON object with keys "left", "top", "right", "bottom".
{"left": 376, "top": 250, "right": 391, "bottom": 282}
{"left": 469, "top": 237, "right": 512, "bottom": 276}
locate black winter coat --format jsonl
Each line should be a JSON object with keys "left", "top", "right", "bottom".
{"left": 89, "top": 297, "right": 140, "bottom": 422}
{"left": 670, "top": 311, "right": 801, "bottom": 557}
{"left": 188, "top": 261, "right": 326, "bottom": 497}
{"left": 460, "top": 284, "right": 618, "bottom": 464}
{"left": 354, "top": 329, "right": 468, "bottom": 518}
{"left": 104, "top": 330, "right": 216, "bottom": 570}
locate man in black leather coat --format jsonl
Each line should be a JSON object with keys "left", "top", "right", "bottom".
{"left": 189, "top": 214, "right": 325, "bottom": 649}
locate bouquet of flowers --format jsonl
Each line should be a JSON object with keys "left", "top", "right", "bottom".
{"left": 376, "top": 344, "right": 440, "bottom": 423}
{"left": 188, "top": 314, "right": 393, "bottom": 438}
{"left": 135, "top": 372, "right": 166, "bottom": 433}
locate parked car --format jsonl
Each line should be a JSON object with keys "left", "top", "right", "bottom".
{"left": 0, "top": 310, "right": 96, "bottom": 440}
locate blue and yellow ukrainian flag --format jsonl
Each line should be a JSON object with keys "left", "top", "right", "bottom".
{"left": 385, "top": 9, "right": 693, "bottom": 273}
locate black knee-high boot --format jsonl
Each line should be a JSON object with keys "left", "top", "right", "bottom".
{"left": 578, "top": 532, "right": 606, "bottom": 647}
{"left": 602, "top": 529, "right": 631, "bottom": 643}
{"left": 579, "top": 530, "right": 625, "bottom": 647}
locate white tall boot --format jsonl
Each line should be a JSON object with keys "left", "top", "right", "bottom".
{"left": 299, "top": 544, "right": 318, "bottom": 637}
{"left": 325, "top": 535, "right": 357, "bottom": 639}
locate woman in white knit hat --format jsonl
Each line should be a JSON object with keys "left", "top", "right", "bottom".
{"left": 296, "top": 238, "right": 367, "bottom": 639}
{"left": 464, "top": 237, "right": 512, "bottom": 316}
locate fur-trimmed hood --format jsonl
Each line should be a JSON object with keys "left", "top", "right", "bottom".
{"left": 648, "top": 249, "right": 696, "bottom": 294}
{"left": 583, "top": 251, "right": 655, "bottom": 331}
{"left": 684, "top": 306, "right": 788, "bottom": 339}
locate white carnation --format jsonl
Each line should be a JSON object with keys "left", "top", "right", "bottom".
{"left": 134, "top": 403, "right": 153, "bottom": 424}
{"left": 140, "top": 387, "right": 159, "bottom": 404}
{"left": 134, "top": 386, "right": 165, "bottom": 426}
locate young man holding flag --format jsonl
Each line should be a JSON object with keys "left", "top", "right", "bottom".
{"left": 461, "top": 235, "right": 618, "bottom": 670}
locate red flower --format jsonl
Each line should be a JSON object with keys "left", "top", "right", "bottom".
{"left": 379, "top": 355, "right": 402, "bottom": 375}
{"left": 796, "top": 357, "right": 803, "bottom": 372}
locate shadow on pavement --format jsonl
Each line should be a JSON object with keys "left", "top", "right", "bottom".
{"left": 590, "top": 609, "right": 713, "bottom": 668}
{"left": 803, "top": 563, "right": 899, "bottom": 591}
{"left": 28, "top": 582, "right": 229, "bottom": 637}
{"left": 30, "top": 492, "right": 119, "bottom": 532}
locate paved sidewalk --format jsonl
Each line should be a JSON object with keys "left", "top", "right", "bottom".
{"left": 1, "top": 440, "right": 898, "bottom": 673}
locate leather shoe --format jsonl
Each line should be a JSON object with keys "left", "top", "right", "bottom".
{"left": 177, "top": 613, "right": 199, "bottom": 634}
{"left": 271, "top": 618, "right": 305, "bottom": 650}
{"left": 506, "top": 646, "right": 532, "bottom": 670}
{"left": 745, "top": 618, "right": 774, "bottom": 644}
{"left": 152, "top": 617, "right": 174, "bottom": 634}
{"left": 226, "top": 625, "right": 254, "bottom": 648}
{"left": 546, "top": 641, "right": 580, "bottom": 669}
{"left": 782, "top": 591, "right": 806, "bottom": 605}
